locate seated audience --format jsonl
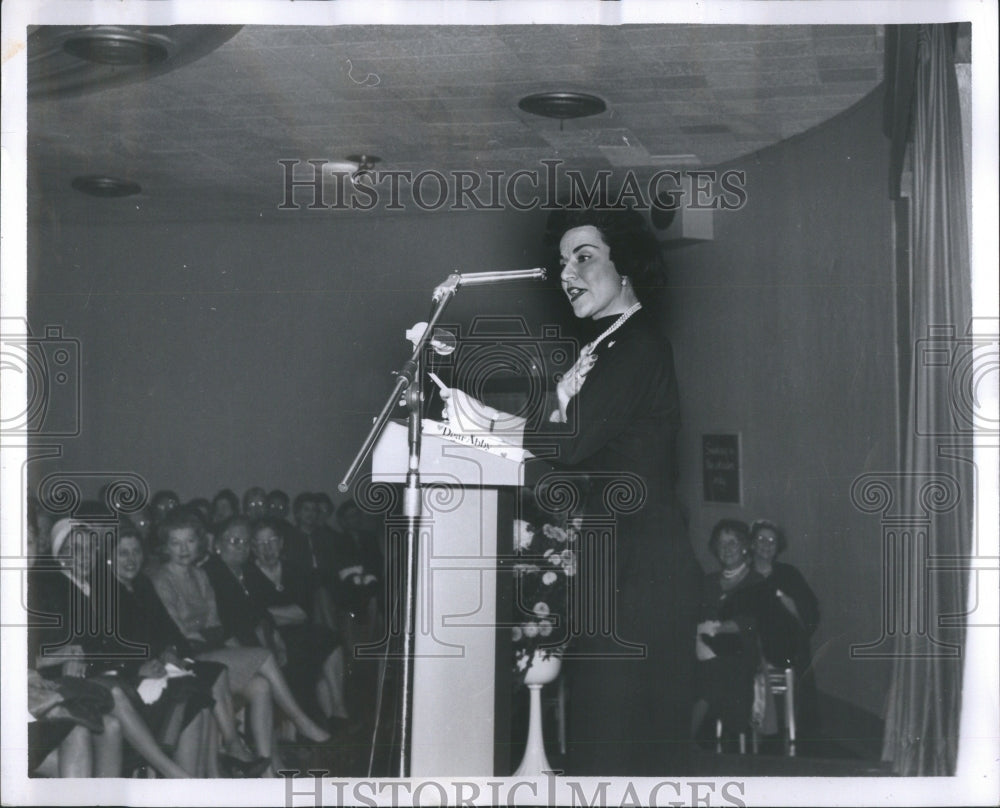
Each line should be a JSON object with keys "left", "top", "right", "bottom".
{"left": 210, "top": 489, "right": 240, "bottom": 530}
{"left": 332, "top": 500, "right": 384, "bottom": 636}
{"left": 150, "top": 490, "right": 181, "bottom": 526}
{"left": 242, "top": 487, "right": 268, "bottom": 521}
{"left": 246, "top": 519, "right": 351, "bottom": 731}
{"left": 750, "top": 518, "right": 821, "bottom": 735}
{"left": 28, "top": 669, "right": 121, "bottom": 778}
{"left": 690, "top": 518, "right": 766, "bottom": 746}
{"left": 99, "top": 524, "right": 269, "bottom": 777}
{"left": 30, "top": 514, "right": 195, "bottom": 777}
{"left": 151, "top": 510, "right": 330, "bottom": 773}
{"left": 266, "top": 490, "right": 291, "bottom": 523}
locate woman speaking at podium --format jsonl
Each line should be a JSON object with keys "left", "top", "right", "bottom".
{"left": 443, "top": 206, "right": 702, "bottom": 776}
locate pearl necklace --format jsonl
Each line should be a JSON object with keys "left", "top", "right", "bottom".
{"left": 721, "top": 561, "right": 749, "bottom": 580}
{"left": 584, "top": 302, "right": 642, "bottom": 355}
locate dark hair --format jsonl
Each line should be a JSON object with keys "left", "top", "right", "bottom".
{"left": 187, "top": 498, "right": 211, "bottom": 517}
{"left": 292, "top": 492, "right": 316, "bottom": 513}
{"left": 249, "top": 516, "right": 284, "bottom": 543}
{"left": 314, "top": 492, "right": 334, "bottom": 511}
{"left": 151, "top": 490, "right": 180, "bottom": 510}
{"left": 749, "top": 519, "right": 788, "bottom": 554}
{"left": 336, "top": 499, "right": 360, "bottom": 519}
{"left": 266, "top": 489, "right": 289, "bottom": 506}
{"left": 544, "top": 205, "right": 663, "bottom": 295}
{"left": 113, "top": 519, "right": 149, "bottom": 556}
{"left": 242, "top": 487, "right": 267, "bottom": 512}
{"left": 212, "top": 488, "right": 239, "bottom": 513}
{"left": 708, "top": 518, "right": 751, "bottom": 558}
{"left": 213, "top": 515, "right": 253, "bottom": 553}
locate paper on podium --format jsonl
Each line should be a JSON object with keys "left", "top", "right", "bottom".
{"left": 371, "top": 419, "right": 530, "bottom": 488}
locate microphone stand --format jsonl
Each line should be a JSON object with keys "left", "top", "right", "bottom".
{"left": 339, "top": 268, "right": 544, "bottom": 777}
{"left": 338, "top": 273, "right": 462, "bottom": 778}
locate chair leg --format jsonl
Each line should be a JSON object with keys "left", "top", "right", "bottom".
{"left": 784, "top": 668, "right": 796, "bottom": 757}
{"left": 556, "top": 677, "right": 567, "bottom": 757}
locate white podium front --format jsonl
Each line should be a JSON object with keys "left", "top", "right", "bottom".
{"left": 371, "top": 420, "right": 527, "bottom": 776}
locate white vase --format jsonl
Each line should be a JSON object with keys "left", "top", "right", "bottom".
{"left": 514, "top": 651, "right": 562, "bottom": 777}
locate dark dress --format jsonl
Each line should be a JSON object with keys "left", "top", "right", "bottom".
{"left": 202, "top": 553, "right": 273, "bottom": 648}
{"left": 695, "top": 569, "right": 766, "bottom": 733}
{"left": 327, "top": 527, "right": 384, "bottom": 619}
{"left": 27, "top": 568, "right": 105, "bottom": 772}
{"left": 243, "top": 558, "right": 340, "bottom": 716}
{"left": 522, "top": 308, "right": 702, "bottom": 775}
{"left": 85, "top": 575, "right": 222, "bottom": 738}
{"left": 755, "top": 562, "right": 821, "bottom": 734}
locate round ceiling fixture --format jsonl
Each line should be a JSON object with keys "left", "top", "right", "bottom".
{"left": 62, "top": 30, "right": 170, "bottom": 66}
{"left": 71, "top": 175, "right": 142, "bottom": 198}
{"left": 518, "top": 91, "right": 607, "bottom": 121}
{"left": 324, "top": 154, "right": 382, "bottom": 186}
{"left": 29, "top": 25, "right": 242, "bottom": 98}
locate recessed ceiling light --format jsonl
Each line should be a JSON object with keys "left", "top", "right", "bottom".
{"left": 71, "top": 175, "right": 142, "bottom": 198}
{"left": 518, "top": 92, "right": 607, "bottom": 121}
{"left": 62, "top": 30, "right": 169, "bottom": 66}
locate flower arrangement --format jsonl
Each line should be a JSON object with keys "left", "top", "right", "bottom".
{"left": 511, "top": 512, "right": 580, "bottom": 686}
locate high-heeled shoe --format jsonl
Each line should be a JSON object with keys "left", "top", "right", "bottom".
{"left": 217, "top": 753, "right": 271, "bottom": 778}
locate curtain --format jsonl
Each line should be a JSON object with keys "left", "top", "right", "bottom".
{"left": 881, "top": 25, "right": 973, "bottom": 776}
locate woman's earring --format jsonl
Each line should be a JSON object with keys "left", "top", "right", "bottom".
{"left": 620, "top": 275, "right": 628, "bottom": 287}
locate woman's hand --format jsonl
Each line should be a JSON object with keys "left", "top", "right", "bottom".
{"left": 267, "top": 603, "right": 308, "bottom": 627}
{"left": 160, "top": 648, "right": 185, "bottom": 670}
{"left": 138, "top": 659, "right": 167, "bottom": 679}
{"left": 271, "top": 632, "right": 289, "bottom": 668}
{"left": 439, "top": 387, "right": 499, "bottom": 433}
{"left": 555, "top": 347, "right": 597, "bottom": 419}
{"left": 775, "top": 589, "right": 803, "bottom": 623}
{"left": 59, "top": 644, "right": 88, "bottom": 678}
{"left": 696, "top": 620, "right": 720, "bottom": 637}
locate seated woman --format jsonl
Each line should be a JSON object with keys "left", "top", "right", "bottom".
{"left": 245, "top": 519, "right": 350, "bottom": 730}
{"left": 690, "top": 518, "right": 767, "bottom": 746}
{"left": 98, "top": 525, "right": 269, "bottom": 777}
{"left": 150, "top": 509, "right": 330, "bottom": 772}
{"left": 29, "top": 516, "right": 192, "bottom": 777}
{"left": 749, "top": 519, "right": 821, "bottom": 735}
{"left": 210, "top": 489, "right": 240, "bottom": 531}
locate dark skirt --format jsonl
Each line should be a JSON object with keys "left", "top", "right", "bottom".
{"left": 563, "top": 493, "right": 702, "bottom": 775}
{"left": 90, "top": 660, "right": 222, "bottom": 742}
{"left": 279, "top": 624, "right": 339, "bottom": 717}
{"left": 28, "top": 719, "right": 77, "bottom": 773}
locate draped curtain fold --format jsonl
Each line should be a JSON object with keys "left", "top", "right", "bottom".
{"left": 881, "top": 24, "right": 973, "bottom": 776}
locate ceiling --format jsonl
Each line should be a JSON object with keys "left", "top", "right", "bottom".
{"left": 26, "top": 23, "right": 884, "bottom": 221}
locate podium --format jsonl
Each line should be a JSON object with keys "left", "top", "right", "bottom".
{"left": 371, "top": 420, "right": 528, "bottom": 776}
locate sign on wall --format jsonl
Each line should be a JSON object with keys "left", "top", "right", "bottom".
{"left": 702, "top": 433, "right": 742, "bottom": 505}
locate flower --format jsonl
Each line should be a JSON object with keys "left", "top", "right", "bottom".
{"left": 543, "top": 524, "right": 568, "bottom": 542}
{"left": 511, "top": 509, "right": 579, "bottom": 687}
{"left": 513, "top": 519, "right": 534, "bottom": 551}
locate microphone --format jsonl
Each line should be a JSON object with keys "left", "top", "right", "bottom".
{"left": 405, "top": 322, "right": 457, "bottom": 355}
{"left": 432, "top": 267, "right": 547, "bottom": 301}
